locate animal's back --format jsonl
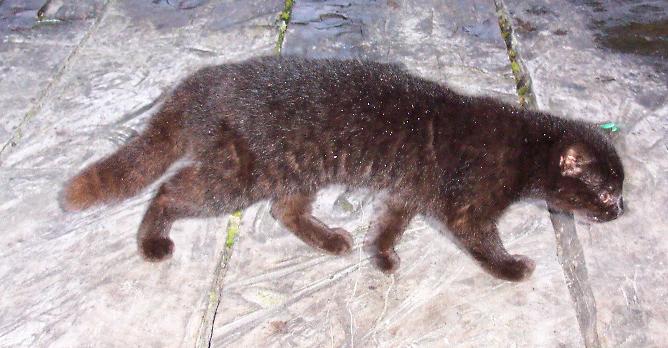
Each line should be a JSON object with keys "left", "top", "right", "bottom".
{"left": 183, "top": 57, "right": 451, "bottom": 192}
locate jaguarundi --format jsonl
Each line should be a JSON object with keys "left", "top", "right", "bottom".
{"left": 62, "top": 56, "right": 624, "bottom": 281}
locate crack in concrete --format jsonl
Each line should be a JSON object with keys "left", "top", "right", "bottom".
{"left": 549, "top": 209, "right": 602, "bottom": 348}
{"left": 0, "top": 0, "right": 113, "bottom": 163}
{"left": 494, "top": 0, "right": 535, "bottom": 108}
{"left": 275, "top": 0, "right": 295, "bottom": 54}
{"left": 193, "top": 1, "right": 301, "bottom": 343}
{"left": 195, "top": 213, "right": 242, "bottom": 348}
{"left": 198, "top": 2, "right": 297, "bottom": 344}
{"left": 494, "top": 1, "right": 602, "bottom": 347}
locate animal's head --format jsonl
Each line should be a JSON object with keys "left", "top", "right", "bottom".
{"left": 548, "top": 138, "right": 625, "bottom": 222}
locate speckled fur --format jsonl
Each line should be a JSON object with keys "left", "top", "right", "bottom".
{"left": 62, "top": 56, "right": 624, "bottom": 281}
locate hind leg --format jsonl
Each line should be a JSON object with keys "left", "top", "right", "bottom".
{"left": 138, "top": 166, "right": 206, "bottom": 261}
{"left": 364, "top": 199, "right": 415, "bottom": 273}
{"left": 270, "top": 193, "right": 353, "bottom": 255}
{"left": 138, "top": 164, "right": 245, "bottom": 261}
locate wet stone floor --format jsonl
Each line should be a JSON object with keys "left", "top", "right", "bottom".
{"left": 0, "top": 1, "right": 666, "bottom": 347}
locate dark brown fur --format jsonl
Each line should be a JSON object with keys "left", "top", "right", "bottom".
{"left": 62, "top": 57, "right": 624, "bottom": 281}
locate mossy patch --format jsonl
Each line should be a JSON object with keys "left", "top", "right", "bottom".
{"left": 495, "top": 3, "right": 536, "bottom": 108}
{"left": 517, "top": 85, "right": 529, "bottom": 97}
{"left": 275, "top": 0, "right": 295, "bottom": 54}
{"left": 225, "top": 211, "right": 242, "bottom": 248}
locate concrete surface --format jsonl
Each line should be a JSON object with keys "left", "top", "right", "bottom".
{"left": 503, "top": 1, "right": 668, "bottom": 346}
{"left": 0, "top": 1, "right": 282, "bottom": 347}
{"left": 211, "top": 1, "right": 580, "bottom": 347}
{"left": 1, "top": 0, "right": 666, "bottom": 347}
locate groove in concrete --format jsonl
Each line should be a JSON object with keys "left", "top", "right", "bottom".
{"left": 196, "top": 5, "right": 295, "bottom": 342}
{"left": 195, "top": 213, "right": 242, "bottom": 348}
{"left": 549, "top": 209, "right": 602, "bottom": 348}
{"left": 275, "top": 0, "right": 295, "bottom": 54}
{"left": 494, "top": 1, "right": 601, "bottom": 347}
{"left": 494, "top": 0, "right": 535, "bottom": 108}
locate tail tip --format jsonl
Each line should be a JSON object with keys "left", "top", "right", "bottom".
{"left": 60, "top": 173, "right": 99, "bottom": 212}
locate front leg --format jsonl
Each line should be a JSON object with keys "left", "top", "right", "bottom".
{"left": 271, "top": 193, "right": 353, "bottom": 255}
{"left": 364, "top": 199, "right": 416, "bottom": 273}
{"left": 446, "top": 212, "right": 535, "bottom": 282}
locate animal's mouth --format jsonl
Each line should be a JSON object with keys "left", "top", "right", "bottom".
{"left": 585, "top": 212, "right": 618, "bottom": 223}
{"left": 586, "top": 214, "right": 602, "bottom": 223}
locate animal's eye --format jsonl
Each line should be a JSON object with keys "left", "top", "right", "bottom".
{"left": 599, "top": 192, "right": 612, "bottom": 203}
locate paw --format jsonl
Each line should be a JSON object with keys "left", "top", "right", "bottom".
{"left": 322, "top": 228, "right": 353, "bottom": 255}
{"left": 141, "top": 238, "right": 175, "bottom": 262}
{"left": 372, "top": 250, "right": 400, "bottom": 274}
{"left": 492, "top": 254, "right": 536, "bottom": 282}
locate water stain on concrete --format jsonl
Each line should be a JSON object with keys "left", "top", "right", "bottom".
{"left": 568, "top": 0, "right": 667, "bottom": 76}
{"left": 596, "top": 19, "right": 668, "bottom": 57}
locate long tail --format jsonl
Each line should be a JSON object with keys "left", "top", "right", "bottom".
{"left": 61, "top": 102, "right": 186, "bottom": 212}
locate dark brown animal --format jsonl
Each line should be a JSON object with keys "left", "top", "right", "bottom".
{"left": 62, "top": 57, "right": 624, "bottom": 281}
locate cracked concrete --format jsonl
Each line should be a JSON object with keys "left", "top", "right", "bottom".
{"left": 1, "top": 0, "right": 666, "bottom": 347}
{"left": 1, "top": 1, "right": 281, "bottom": 346}
{"left": 502, "top": 0, "right": 668, "bottom": 346}
{"left": 211, "top": 1, "right": 581, "bottom": 346}
{"left": 496, "top": 1, "right": 601, "bottom": 345}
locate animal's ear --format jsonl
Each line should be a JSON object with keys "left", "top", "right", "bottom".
{"left": 559, "top": 144, "right": 593, "bottom": 177}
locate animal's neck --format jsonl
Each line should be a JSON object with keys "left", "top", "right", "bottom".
{"left": 518, "top": 112, "right": 560, "bottom": 198}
